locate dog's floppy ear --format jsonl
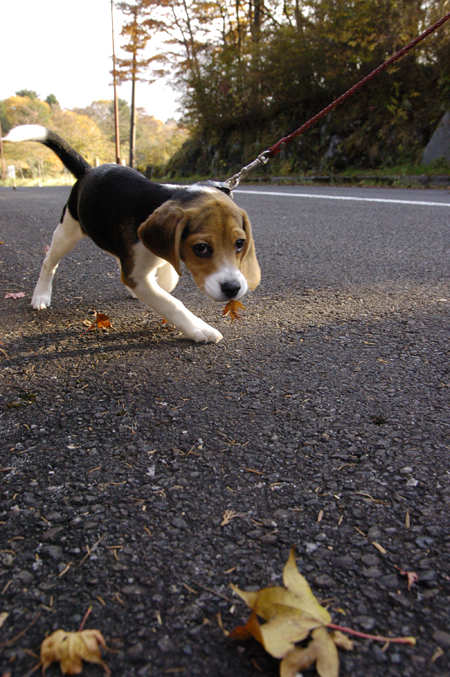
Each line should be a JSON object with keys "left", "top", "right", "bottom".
{"left": 240, "top": 212, "right": 261, "bottom": 290}
{"left": 138, "top": 201, "right": 188, "bottom": 275}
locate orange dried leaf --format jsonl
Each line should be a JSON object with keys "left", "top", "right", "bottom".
{"left": 95, "top": 313, "right": 112, "bottom": 329}
{"left": 229, "top": 624, "right": 253, "bottom": 641}
{"left": 82, "top": 311, "right": 112, "bottom": 334}
{"left": 40, "top": 628, "right": 110, "bottom": 675}
{"left": 223, "top": 300, "right": 245, "bottom": 322}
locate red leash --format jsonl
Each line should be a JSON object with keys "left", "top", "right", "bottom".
{"left": 225, "top": 11, "right": 450, "bottom": 190}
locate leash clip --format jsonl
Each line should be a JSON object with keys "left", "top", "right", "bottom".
{"left": 225, "top": 151, "right": 270, "bottom": 191}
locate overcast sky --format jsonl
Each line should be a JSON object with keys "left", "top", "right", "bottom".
{"left": 0, "top": 0, "right": 180, "bottom": 122}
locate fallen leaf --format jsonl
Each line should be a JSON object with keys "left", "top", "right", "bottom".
{"left": 40, "top": 628, "right": 110, "bottom": 675}
{"left": 231, "top": 548, "right": 332, "bottom": 663}
{"left": 230, "top": 547, "right": 414, "bottom": 677}
{"left": 82, "top": 312, "right": 112, "bottom": 334}
{"left": 331, "top": 630, "right": 354, "bottom": 651}
{"left": 280, "top": 626, "right": 340, "bottom": 677}
{"left": 223, "top": 300, "right": 245, "bottom": 321}
{"left": 94, "top": 313, "right": 112, "bottom": 329}
{"left": 4, "top": 292, "right": 25, "bottom": 299}
{"left": 0, "top": 611, "right": 8, "bottom": 628}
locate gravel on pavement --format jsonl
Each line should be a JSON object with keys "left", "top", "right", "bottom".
{"left": 1, "top": 185, "right": 450, "bottom": 676}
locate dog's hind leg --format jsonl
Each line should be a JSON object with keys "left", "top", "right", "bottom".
{"left": 31, "top": 208, "right": 84, "bottom": 310}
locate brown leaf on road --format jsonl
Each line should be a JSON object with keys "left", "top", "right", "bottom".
{"left": 223, "top": 300, "right": 245, "bottom": 321}
{"left": 93, "top": 312, "right": 112, "bottom": 330}
{"left": 81, "top": 312, "right": 112, "bottom": 334}
{"left": 40, "top": 628, "right": 110, "bottom": 675}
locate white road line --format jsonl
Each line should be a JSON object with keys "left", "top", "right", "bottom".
{"left": 234, "top": 189, "right": 450, "bottom": 207}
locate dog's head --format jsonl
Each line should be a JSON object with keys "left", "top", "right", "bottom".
{"left": 138, "top": 189, "right": 260, "bottom": 302}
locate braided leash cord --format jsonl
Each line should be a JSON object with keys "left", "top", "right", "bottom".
{"left": 225, "top": 11, "right": 450, "bottom": 189}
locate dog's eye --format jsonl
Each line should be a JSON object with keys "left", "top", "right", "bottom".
{"left": 235, "top": 239, "right": 246, "bottom": 252}
{"left": 192, "top": 243, "right": 212, "bottom": 258}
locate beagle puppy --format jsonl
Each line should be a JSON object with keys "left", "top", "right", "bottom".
{"left": 4, "top": 125, "right": 260, "bottom": 343}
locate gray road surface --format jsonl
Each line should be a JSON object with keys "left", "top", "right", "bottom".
{"left": 1, "top": 184, "right": 450, "bottom": 676}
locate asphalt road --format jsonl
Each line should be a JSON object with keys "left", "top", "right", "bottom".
{"left": 1, "top": 184, "right": 450, "bottom": 677}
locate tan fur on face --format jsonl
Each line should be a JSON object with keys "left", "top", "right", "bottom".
{"left": 137, "top": 191, "right": 260, "bottom": 295}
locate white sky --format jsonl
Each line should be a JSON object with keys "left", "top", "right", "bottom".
{"left": 0, "top": 0, "right": 181, "bottom": 122}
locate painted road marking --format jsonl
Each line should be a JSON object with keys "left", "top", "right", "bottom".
{"left": 234, "top": 189, "right": 450, "bottom": 207}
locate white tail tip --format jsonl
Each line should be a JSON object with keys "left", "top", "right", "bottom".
{"left": 2, "top": 124, "right": 48, "bottom": 143}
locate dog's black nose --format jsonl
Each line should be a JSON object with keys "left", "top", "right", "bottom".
{"left": 221, "top": 281, "right": 241, "bottom": 299}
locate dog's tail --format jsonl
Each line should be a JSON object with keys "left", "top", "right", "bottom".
{"left": 2, "top": 125, "right": 92, "bottom": 179}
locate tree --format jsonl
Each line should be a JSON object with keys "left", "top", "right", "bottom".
{"left": 115, "top": 0, "right": 167, "bottom": 167}
{"left": 164, "top": 0, "right": 450, "bottom": 174}
{"left": 15, "top": 89, "right": 39, "bottom": 100}
{"left": 2, "top": 95, "right": 52, "bottom": 132}
{"left": 45, "top": 94, "right": 60, "bottom": 107}
{"left": 73, "top": 98, "right": 131, "bottom": 159}
{"left": 51, "top": 108, "right": 111, "bottom": 165}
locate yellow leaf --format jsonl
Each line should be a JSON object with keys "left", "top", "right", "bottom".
{"left": 331, "top": 630, "right": 354, "bottom": 651}
{"left": 230, "top": 547, "right": 351, "bottom": 675}
{"left": 230, "top": 547, "right": 416, "bottom": 677}
{"left": 232, "top": 567, "right": 329, "bottom": 626}
{"left": 40, "top": 628, "right": 110, "bottom": 675}
{"left": 258, "top": 612, "right": 320, "bottom": 658}
{"left": 280, "top": 645, "right": 316, "bottom": 677}
{"left": 230, "top": 584, "right": 259, "bottom": 611}
{"left": 283, "top": 547, "right": 331, "bottom": 625}
{"left": 230, "top": 594, "right": 320, "bottom": 659}
{"left": 312, "top": 627, "right": 339, "bottom": 677}
{"left": 280, "top": 628, "right": 340, "bottom": 677}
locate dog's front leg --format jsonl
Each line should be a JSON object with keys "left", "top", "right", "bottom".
{"left": 132, "top": 276, "right": 223, "bottom": 343}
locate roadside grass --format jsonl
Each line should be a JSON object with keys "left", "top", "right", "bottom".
{"left": 0, "top": 176, "right": 75, "bottom": 188}
{"left": 1, "top": 158, "right": 449, "bottom": 189}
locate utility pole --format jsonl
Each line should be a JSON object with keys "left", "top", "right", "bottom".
{"left": 129, "top": 6, "right": 138, "bottom": 169}
{"left": 0, "top": 118, "right": 6, "bottom": 180}
{"left": 111, "top": 0, "right": 121, "bottom": 164}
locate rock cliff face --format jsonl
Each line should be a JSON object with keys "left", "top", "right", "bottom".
{"left": 422, "top": 111, "right": 450, "bottom": 164}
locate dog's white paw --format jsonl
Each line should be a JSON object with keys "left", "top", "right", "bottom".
{"left": 184, "top": 320, "right": 223, "bottom": 344}
{"left": 31, "top": 293, "right": 51, "bottom": 310}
